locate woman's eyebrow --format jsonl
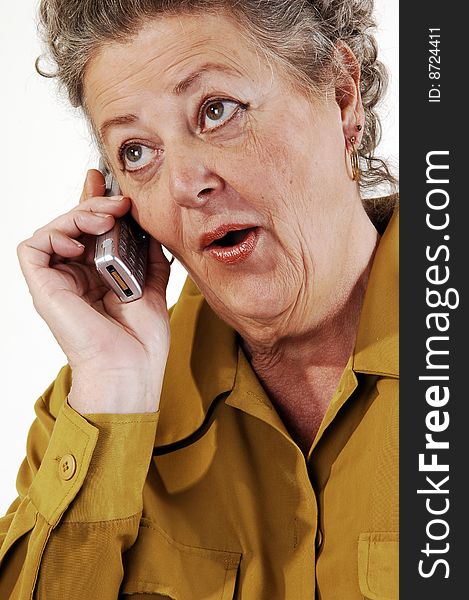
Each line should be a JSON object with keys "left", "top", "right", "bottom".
{"left": 99, "top": 114, "right": 138, "bottom": 143}
{"left": 172, "top": 62, "right": 243, "bottom": 96}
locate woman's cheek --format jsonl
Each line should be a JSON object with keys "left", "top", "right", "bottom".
{"left": 131, "top": 190, "right": 172, "bottom": 245}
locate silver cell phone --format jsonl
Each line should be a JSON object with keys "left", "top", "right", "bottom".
{"left": 94, "top": 159, "right": 149, "bottom": 302}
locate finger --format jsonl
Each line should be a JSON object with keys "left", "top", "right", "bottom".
{"left": 75, "top": 194, "right": 130, "bottom": 217}
{"left": 40, "top": 231, "right": 86, "bottom": 262}
{"left": 79, "top": 169, "right": 106, "bottom": 204}
{"left": 18, "top": 211, "right": 115, "bottom": 271}
{"left": 18, "top": 229, "right": 87, "bottom": 281}
{"left": 45, "top": 210, "right": 116, "bottom": 240}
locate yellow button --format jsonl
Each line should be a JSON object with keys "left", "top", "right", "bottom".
{"left": 59, "top": 454, "right": 76, "bottom": 481}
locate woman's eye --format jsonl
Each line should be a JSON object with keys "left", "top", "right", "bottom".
{"left": 200, "top": 99, "right": 241, "bottom": 131}
{"left": 120, "top": 143, "right": 157, "bottom": 171}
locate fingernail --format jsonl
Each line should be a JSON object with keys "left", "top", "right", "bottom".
{"left": 73, "top": 239, "right": 85, "bottom": 248}
{"left": 94, "top": 212, "right": 112, "bottom": 218}
{"left": 109, "top": 195, "right": 125, "bottom": 201}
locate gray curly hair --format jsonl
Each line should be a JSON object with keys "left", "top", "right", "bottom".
{"left": 37, "top": 0, "right": 397, "bottom": 194}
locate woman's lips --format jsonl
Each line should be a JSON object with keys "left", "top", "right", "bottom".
{"left": 200, "top": 223, "right": 258, "bottom": 248}
{"left": 203, "top": 226, "right": 260, "bottom": 264}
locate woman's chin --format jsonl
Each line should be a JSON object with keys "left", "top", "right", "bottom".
{"left": 207, "top": 282, "right": 294, "bottom": 329}
{"left": 187, "top": 241, "right": 298, "bottom": 327}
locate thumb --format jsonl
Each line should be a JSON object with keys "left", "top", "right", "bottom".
{"left": 145, "top": 237, "right": 172, "bottom": 296}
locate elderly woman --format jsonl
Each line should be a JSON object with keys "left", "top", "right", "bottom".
{"left": 0, "top": 0, "right": 398, "bottom": 598}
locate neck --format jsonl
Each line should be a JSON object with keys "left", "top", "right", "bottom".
{"left": 241, "top": 253, "right": 372, "bottom": 383}
{"left": 240, "top": 213, "right": 379, "bottom": 454}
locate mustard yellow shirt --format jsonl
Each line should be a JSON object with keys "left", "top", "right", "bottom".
{"left": 0, "top": 206, "right": 399, "bottom": 600}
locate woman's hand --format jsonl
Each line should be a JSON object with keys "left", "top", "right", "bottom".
{"left": 17, "top": 170, "right": 171, "bottom": 414}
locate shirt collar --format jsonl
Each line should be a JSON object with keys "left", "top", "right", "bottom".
{"left": 352, "top": 205, "right": 399, "bottom": 378}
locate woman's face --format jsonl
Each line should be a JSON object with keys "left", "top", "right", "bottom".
{"left": 84, "top": 13, "right": 362, "bottom": 343}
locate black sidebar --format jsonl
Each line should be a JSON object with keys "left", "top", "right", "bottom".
{"left": 400, "top": 2, "right": 467, "bottom": 598}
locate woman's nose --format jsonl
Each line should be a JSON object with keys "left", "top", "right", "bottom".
{"left": 166, "top": 147, "right": 224, "bottom": 208}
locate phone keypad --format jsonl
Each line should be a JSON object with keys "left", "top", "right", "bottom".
{"left": 118, "top": 219, "right": 147, "bottom": 287}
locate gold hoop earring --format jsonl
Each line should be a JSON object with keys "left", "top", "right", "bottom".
{"left": 349, "top": 136, "right": 360, "bottom": 182}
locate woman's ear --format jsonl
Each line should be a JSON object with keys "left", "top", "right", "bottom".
{"left": 334, "top": 41, "right": 365, "bottom": 150}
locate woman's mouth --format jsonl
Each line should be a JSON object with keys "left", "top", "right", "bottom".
{"left": 201, "top": 225, "right": 260, "bottom": 264}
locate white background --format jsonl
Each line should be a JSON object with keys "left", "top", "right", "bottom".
{"left": 0, "top": 0, "right": 398, "bottom": 514}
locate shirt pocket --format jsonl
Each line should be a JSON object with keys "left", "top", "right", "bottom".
{"left": 358, "top": 532, "right": 399, "bottom": 600}
{"left": 119, "top": 517, "right": 241, "bottom": 600}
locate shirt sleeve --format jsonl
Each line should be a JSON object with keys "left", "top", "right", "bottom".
{"left": 0, "top": 366, "right": 159, "bottom": 599}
